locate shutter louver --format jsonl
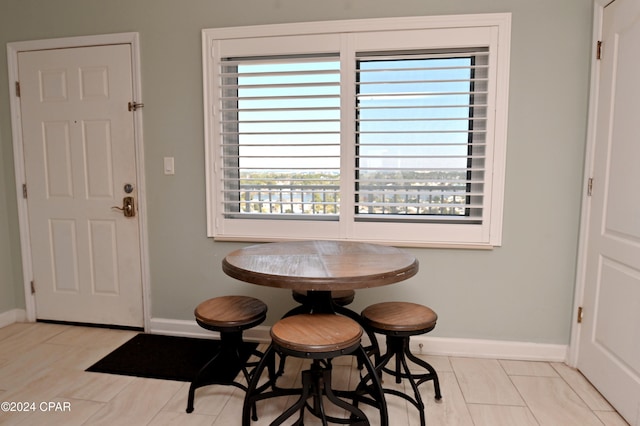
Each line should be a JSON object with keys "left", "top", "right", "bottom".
{"left": 354, "top": 49, "right": 489, "bottom": 223}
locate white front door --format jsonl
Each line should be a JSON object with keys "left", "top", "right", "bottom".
{"left": 18, "top": 44, "right": 144, "bottom": 328}
{"left": 577, "top": 0, "right": 640, "bottom": 424}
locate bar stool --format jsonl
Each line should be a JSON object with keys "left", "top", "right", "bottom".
{"left": 361, "top": 302, "right": 442, "bottom": 426}
{"left": 280, "top": 289, "right": 370, "bottom": 374}
{"left": 284, "top": 289, "right": 380, "bottom": 360}
{"left": 186, "top": 295, "right": 268, "bottom": 415}
{"left": 243, "top": 313, "right": 388, "bottom": 426}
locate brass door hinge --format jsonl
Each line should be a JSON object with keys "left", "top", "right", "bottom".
{"left": 22, "top": 183, "right": 27, "bottom": 199}
{"left": 596, "top": 41, "right": 602, "bottom": 60}
{"left": 128, "top": 101, "right": 144, "bottom": 111}
{"left": 30, "top": 280, "right": 35, "bottom": 294}
{"left": 577, "top": 306, "right": 583, "bottom": 324}
{"left": 587, "top": 178, "right": 593, "bottom": 196}
{"left": 15, "top": 81, "right": 21, "bottom": 97}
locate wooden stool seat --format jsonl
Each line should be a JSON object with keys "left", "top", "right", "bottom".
{"left": 195, "top": 295, "right": 268, "bottom": 331}
{"left": 187, "top": 295, "right": 268, "bottom": 415}
{"left": 361, "top": 301, "right": 437, "bottom": 334}
{"left": 271, "top": 313, "right": 362, "bottom": 355}
{"left": 361, "top": 301, "right": 441, "bottom": 426}
{"left": 291, "top": 289, "right": 355, "bottom": 307}
{"left": 278, "top": 290, "right": 379, "bottom": 377}
{"left": 243, "top": 314, "right": 388, "bottom": 425}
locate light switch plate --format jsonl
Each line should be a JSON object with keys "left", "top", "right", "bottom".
{"left": 164, "top": 157, "right": 175, "bottom": 175}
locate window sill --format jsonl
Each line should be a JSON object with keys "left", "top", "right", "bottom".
{"left": 212, "top": 235, "right": 496, "bottom": 250}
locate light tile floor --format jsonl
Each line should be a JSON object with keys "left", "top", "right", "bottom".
{"left": 0, "top": 322, "right": 630, "bottom": 425}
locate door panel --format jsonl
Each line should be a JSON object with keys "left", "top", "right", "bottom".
{"left": 43, "top": 121, "right": 73, "bottom": 197}
{"left": 84, "top": 120, "right": 115, "bottom": 198}
{"left": 50, "top": 219, "right": 79, "bottom": 292}
{"left": 578, "top": 0, "right": 640, "bottom": 423}
{"left": 19, "top": 44, "right": 143, "bottom": 327}
{"left": 595, "top": 258, "right": 640, "bottom": 371}
{"left": 89, "top": 220, "right": 119, "bottom": 295}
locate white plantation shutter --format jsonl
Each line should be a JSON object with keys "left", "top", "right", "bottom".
{"left": 218, "top": 56, "right": 341, "bottom": 217}
{"left": 354, "top": 49, "right": 489, "bottom": 223}
{"left": 203, "top": 15, "right": 510, "bottom": 246}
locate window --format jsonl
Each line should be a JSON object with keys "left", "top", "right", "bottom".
{"left": 203, "top": 14, "right": 511, "bottom": 247}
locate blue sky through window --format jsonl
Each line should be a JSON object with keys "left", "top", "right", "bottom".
{"left": 234, "top": 59, "right": 341, "bottom": 171}
{"left": 357, "top": 57, "right": 472, "bottom": 171}
{"left": 230, "top": 55, "right": 474, "bottom": 172}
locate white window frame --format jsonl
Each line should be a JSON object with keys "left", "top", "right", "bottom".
{"left": 202, "top": 13, "right": 511, "bottom": 248}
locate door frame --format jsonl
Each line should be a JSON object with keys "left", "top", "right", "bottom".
{"left": 567, "top": 0, "right": 612, "bottom": 367}
{"left": 6, "top": 32, "right": 151, "bottom": 331}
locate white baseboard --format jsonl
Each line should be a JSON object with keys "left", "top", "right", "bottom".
{"left": 150, "top": 317, "right": 567, "bottom": 363}
{"left": 0, "top": 309, "right": 27, "bottom": 328}
{"left": 407, "top": 336, "right": 567, "bottom": 362}
{"left": 148, "top": 317, "right": 271, "bottom": 343}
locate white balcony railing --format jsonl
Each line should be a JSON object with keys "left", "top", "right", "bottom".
{"left": 231, "top": 183, "right": 470, "bottom": 216}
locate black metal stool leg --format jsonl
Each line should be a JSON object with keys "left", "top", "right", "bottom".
{"left": 404, "top": 343, "right": 442, "bottom": 399}
{"left": 187, "top": 331, "right": 262, "bottom": 417}
{"left": 186, "top": 346, "right": 222, "bottom": 413}
{"left": 243, "top": 344, "right": 274, "bottom": 425}
{"left": 271, "top": 368, "right": 314, "bottom": 425}
{"left": 397, "top": 348, "right": 426, "bottom": 426}
{"left": 368, "top": 335, "right": 441, "bottom": 426}
{"left": 318, "top": 363, "right": 370, "bottom": 425}
{"left": 354, "top": 344, "right": 388, "bottom": 426}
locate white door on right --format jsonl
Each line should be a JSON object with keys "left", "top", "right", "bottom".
{"left": 578, "top": 0, "right": 640, "bottom": 424}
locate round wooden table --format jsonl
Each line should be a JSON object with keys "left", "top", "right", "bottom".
{"left": 224, "top": 240, "right": 416, "bottom": 426}
{"left": 222, "top": 240, "right": 419, "bottom": 292}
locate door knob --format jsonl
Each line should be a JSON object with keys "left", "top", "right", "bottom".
{"left": 112, "top": 196, "right": 135, "bottom": 217}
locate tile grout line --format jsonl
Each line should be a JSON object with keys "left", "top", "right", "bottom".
{"left": 549, "top": 363, "right": 611, "bottom": 425}
{"left": 499, "top": 359, "right": 543, "bottom": 426}
{"left": 448, "top": 356, "right": 477, "bottom": 425}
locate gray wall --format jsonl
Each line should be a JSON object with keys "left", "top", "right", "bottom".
{"left": 0, "top": 0, "right": 593, "bottom": 344}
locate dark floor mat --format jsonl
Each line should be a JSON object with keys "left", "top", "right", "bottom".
{"left": 86, "top": 333, "right": 257, "bottom": 382}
